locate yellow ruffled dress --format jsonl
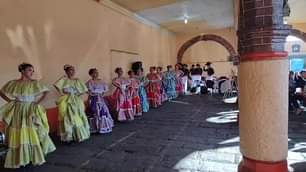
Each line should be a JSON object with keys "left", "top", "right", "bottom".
{"left": 54, "top": 77, "right": 90, "bottom": 142}
{"left": 0, "top": 80, "right": 56, "bottom": 168}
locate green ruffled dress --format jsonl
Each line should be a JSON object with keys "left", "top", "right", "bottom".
{"left": 54, "top": 77, "right": 90, "bottom": 142}
{"left": 0, "top": 80, "right": 56, "bottom": 168}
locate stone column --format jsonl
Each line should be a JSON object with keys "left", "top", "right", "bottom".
{"left": 237, "top": 0, "right": 291, "bottom": 172}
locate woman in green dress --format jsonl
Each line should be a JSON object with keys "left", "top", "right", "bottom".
{"left": 54, "top": 64, "right": 90, "bottom": 143}
{"left": 0, "top": 63, "right": 56, "bottom": 168}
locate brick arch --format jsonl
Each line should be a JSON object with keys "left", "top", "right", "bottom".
{"left": 177, "top": 34, "right": 239, "bottom": 63}
{"left": 290, "top": 29, "right": 306, "bottom": 42}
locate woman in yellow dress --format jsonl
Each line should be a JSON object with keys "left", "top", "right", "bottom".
{"left": 0, "top": 63, "right": 56, "bottom": 168}
{"left": 54, "top": 64, "right": 90, "bottom": 143}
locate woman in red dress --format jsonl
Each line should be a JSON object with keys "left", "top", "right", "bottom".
{"left": 145, "top": 67, "right": 162, "bottom": 108}
{"left": 128, "top": 71, "right": 142, "bottom": 117}
{"left": 111, "top": 67, "right": 134, "bottom": 121}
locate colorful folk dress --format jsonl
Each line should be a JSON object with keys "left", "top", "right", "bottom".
{"left": 163, "top": 71, "right": 177, "bottom": 100}
{"left": 86, "top": 79, "right": 114, "bottom": 134}
{"left": 175, "top": 70, "right": 184, "bottom": 95}
{"left": 129, "top": 77, "right": 142, "bottom": 117}
{"left": 0, "top": 80, "right": 56, "bottom": 168}
{"left": 137, "top": 76, "right": 150, "bottom": 113}
{"left": 146, "top": 73, "right": 162, "bottom": 108}
{"left": 112, "top": 77, "right": 134, "bottom": 121}
{"left": 54, "top": 77, "right": 90, "bottom": 142}
{"left": 157, "top": 73, "right": 168, "bottom": 102}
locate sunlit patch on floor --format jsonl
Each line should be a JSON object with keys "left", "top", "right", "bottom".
{"left": 223, "top": 97, "right": 238, "bottom": 104}
{"left": 289, "top": 142, "right": 306, "bottom": 152}
{"left": 206, "top": 110, "right": 239, "bottom": 124}
{"left": 170, "top": 100, "right": 191, "bottom": 105}
{"left": 173, "top": 146, "right": 240, "bottom": 172}
{"left": 218, "top": 137, "right": 240, "bottom": 145}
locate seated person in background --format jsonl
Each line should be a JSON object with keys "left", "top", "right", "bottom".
{"left": 289, "top": 70, "right": 297, "bottom": 112}
{"left": 217, "top": 76, "right": 229, "bottom": 94}
{"left": 293, "top": 70, "right": 306, "bottom": 115}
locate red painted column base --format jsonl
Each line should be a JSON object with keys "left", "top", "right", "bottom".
{"left": 238, "top": 156, "right": 288, "bottom": 172}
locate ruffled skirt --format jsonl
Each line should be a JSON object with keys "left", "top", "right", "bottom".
{"left": 87, "top": 96, "right": 114, "bottom": 134}
{"left": 57, "top": 95, "right": 90, "bottom": 142}
{"left": 0, "top": 101, "right": 56, "bottom": 168}
{"left": 138, "top": 86, "right": 149, "bottom": 113}
{"left": 112, "top": 89, "right": 134, "bottom": 121}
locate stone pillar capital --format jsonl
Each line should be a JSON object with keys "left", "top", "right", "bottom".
{"left": 238, "top": 0, "right": 291, "bottom": 61}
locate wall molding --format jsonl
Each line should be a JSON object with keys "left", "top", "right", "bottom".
{"left": 291, "top": 29, "right": 306, "bottom": 43}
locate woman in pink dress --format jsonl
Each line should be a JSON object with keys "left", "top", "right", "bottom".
{"left": 112, "top": 67, "right": 134, "bottom": 122}
{"left": 86, "top": 68, "right": 114, "bottom": 134}
{"left": 128, "top": 71, "right": 142, "bottom": 117}
{"left": 146, "top": 67, "right": 162, "bottom": 108}
{"left": 175, "top": 64, "right": 184, "bottom": 96}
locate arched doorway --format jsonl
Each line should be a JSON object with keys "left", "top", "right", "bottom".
{"left": 287, "top": 29, "right": 306, "bottom": 72}
{"left": 177, "top": 34, "right": 239, "bottom": 63}
{"left": 291, "top": 29, "right": 306, "bottom": 42}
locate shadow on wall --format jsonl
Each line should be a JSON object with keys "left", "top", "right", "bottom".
{"left": 6, "top": 25, "right": 42, "bottom": 79}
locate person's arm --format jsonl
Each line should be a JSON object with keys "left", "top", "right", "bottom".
{"left": 112, "top": 79, "right": 120, "bottom": 88}
{"left": 53, "top": 77, "right": 65, "bottom": 95}
{"left": 86, "top": 93, "right": 91, "bottom": 104}
{"left": 143, "top": 77, "right": 149, "bottom": 87}
{"left": 102, "top": 84, "right": 109, "bottom": 96}
{"left": 180, "top": 70, "right": 184, "bottom": 77}
{"left": 113, "top": 79, "right": 126, "bottom": 94}
{"left": 54, "top": 85, "right": 65, "bottom": 96}
{"left": 86, "top": 84, "right": 94, "bottom": 97}
{"left": 128, "top": 80, "right": 134, "bottom": 89}
{"left": 77, "top": 91, "right": 88, "bottom": 97}
{"left": 35, "top": 91, "right": 48, "bottom": 104}
{"left": 0, "top": 91, "right": 12, "bottom": 103}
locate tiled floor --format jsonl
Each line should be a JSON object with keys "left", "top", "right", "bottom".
{"left": 1, "top": 95, "right": 306, "bottom": 172}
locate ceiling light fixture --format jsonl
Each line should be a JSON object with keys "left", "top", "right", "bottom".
{"left": 184, "top": 18, "right": 188, "bottom": 24}
{"left": 183, "top": 15, "right": 189, "bottom": 24}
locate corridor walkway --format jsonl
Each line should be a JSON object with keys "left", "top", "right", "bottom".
{"left": 1, "top": 95, "right": 306, "bottom": 172}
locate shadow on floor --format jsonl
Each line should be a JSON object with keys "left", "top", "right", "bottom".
{"left": 290, "top": 161, "right": 306, "bottom": 172}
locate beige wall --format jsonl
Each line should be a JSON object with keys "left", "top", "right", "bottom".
{"left": 291, "top": 22, "right": 306, "bottom": 33}
{"left": 176, "top": 27, "right": 238, "bottom": 77}
{"left": 0, "top": 0, "right": 176, "bottom": 108}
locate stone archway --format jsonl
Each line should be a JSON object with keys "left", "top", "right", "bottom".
{"left": 291, "top": 29, "right": 306, "bottom": 42}
{"left": 177, "top": 34, "right": 239, "bottom": 63}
